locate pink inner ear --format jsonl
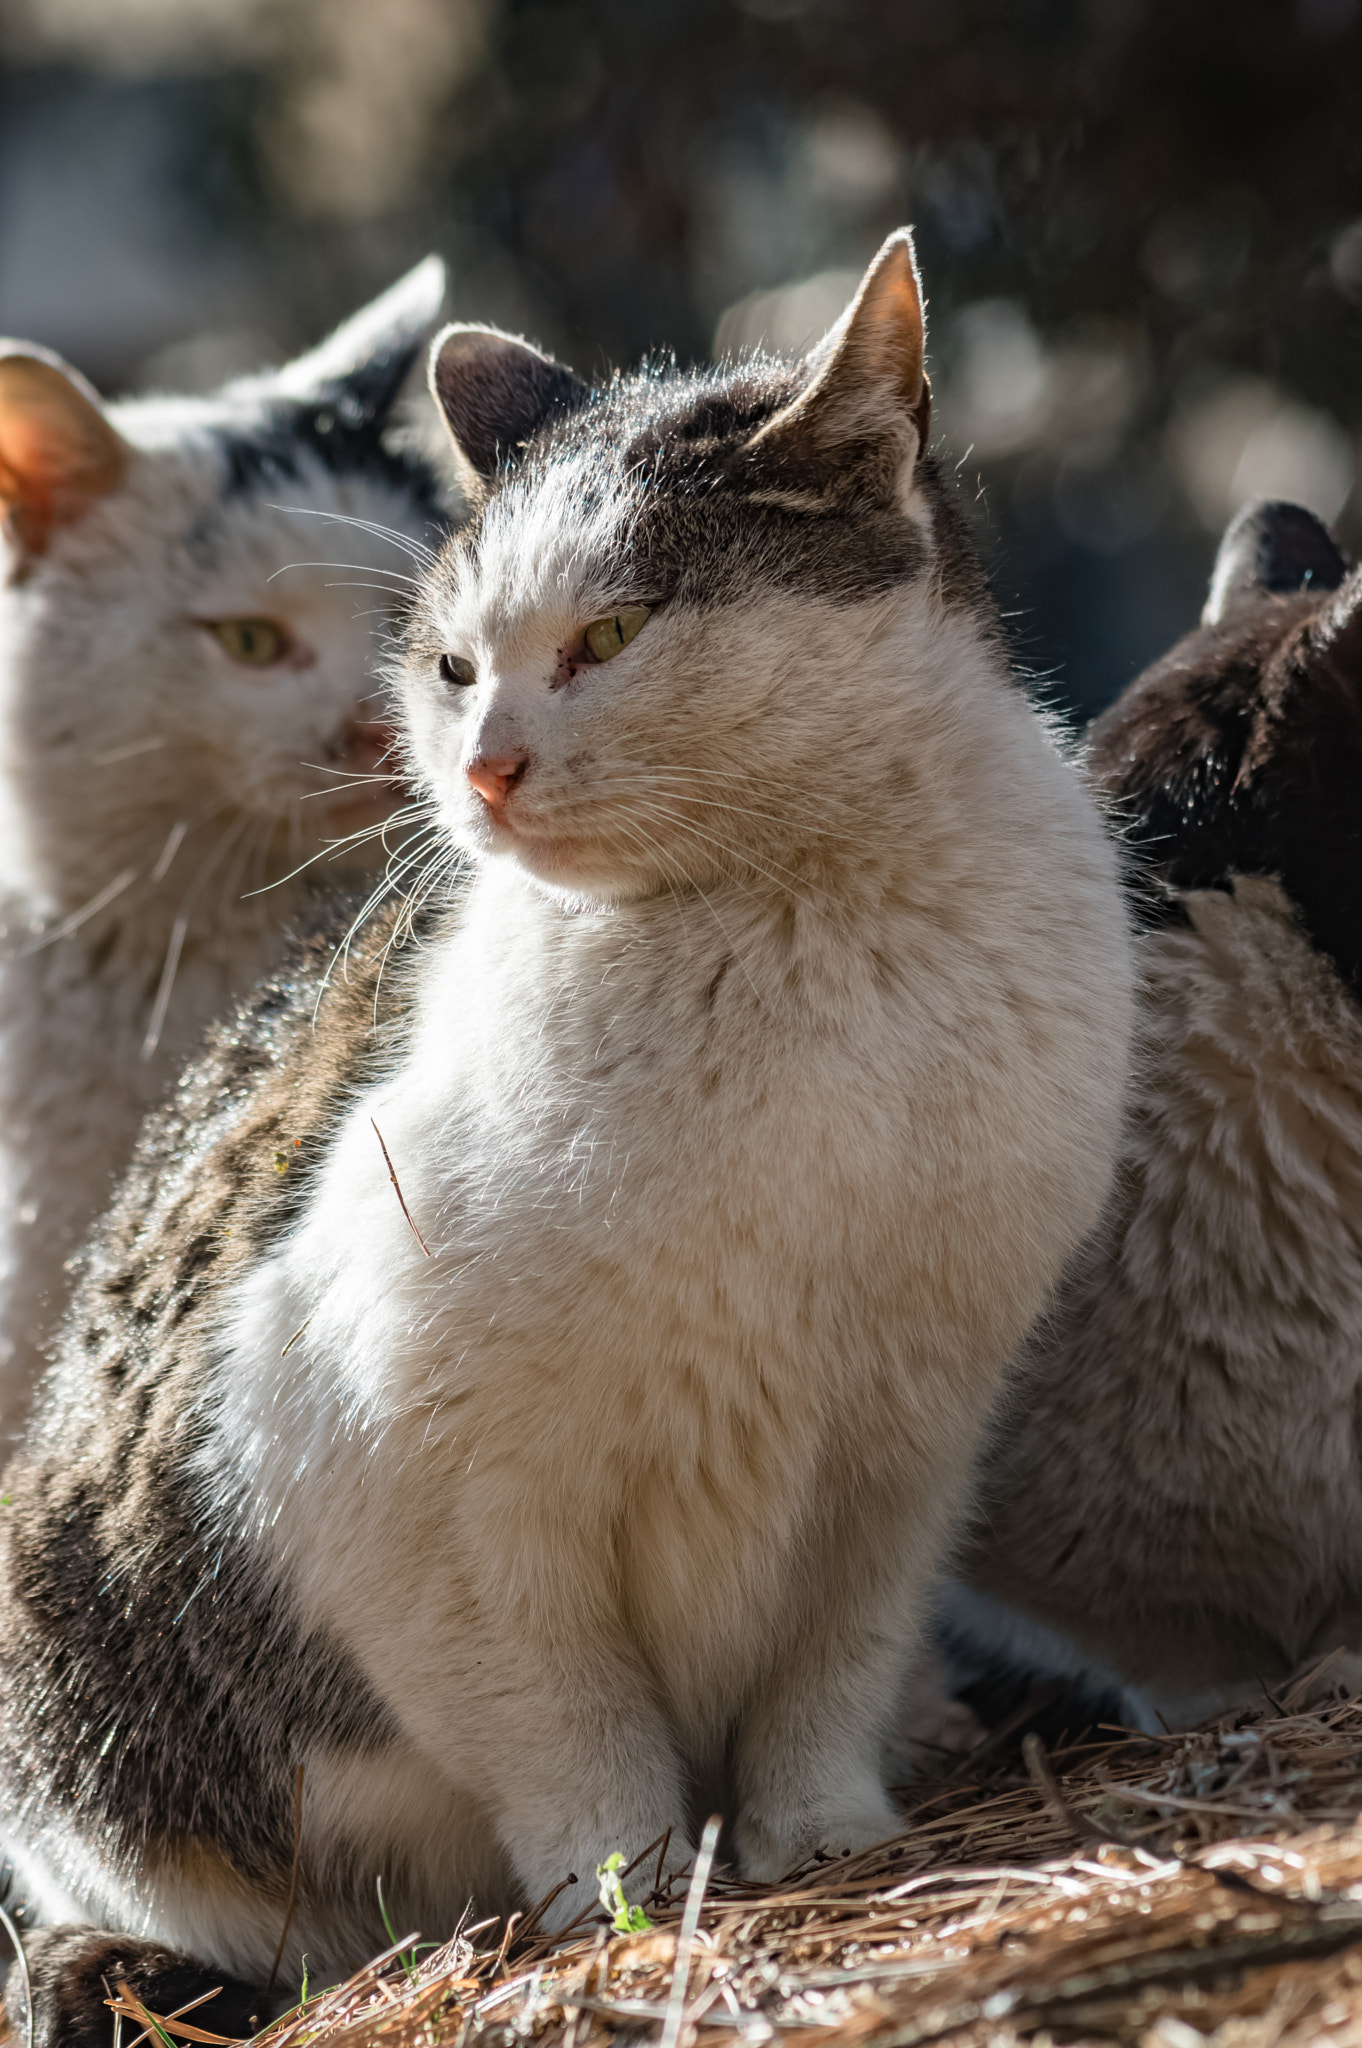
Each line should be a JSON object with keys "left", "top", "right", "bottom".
{"left": 0, "top": 360, "right": 126, "bottom": 556}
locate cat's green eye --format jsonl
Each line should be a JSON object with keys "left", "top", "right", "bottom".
{"left": 583, "top": 606, "right": 650, "bottom": 662}
{"left": 439, "top": 653, "right": 477, "bottom": 689}
{"left": 207, "top": 618, "right": 291, "bottom": 668}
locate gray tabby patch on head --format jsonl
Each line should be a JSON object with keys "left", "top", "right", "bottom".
{"left": 0, "top": 256, "right": 453, "bottom": 1442}
{"left": 422, "top": 231, "right": 984, "bottom": 619}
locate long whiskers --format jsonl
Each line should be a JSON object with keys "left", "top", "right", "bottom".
{"left": 141, "top": 811, "right": 256, "bottom": 1059}
{"left": 612, "top": 811, "right": 765, "bottom": 1004}
{"left": 242, "top": 797, "right": 434, "bottom": 896}
{"left": 265, "top": 505, "right": 441, "bottom": 570}
{"left": 14, "top": 867, "right": 139, "bottom": 958}
{"left": 626, "top": 798, "right": 838, "bottom": 910}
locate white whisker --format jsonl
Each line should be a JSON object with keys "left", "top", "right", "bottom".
{"left": 612, "top": 813, "right": 764, "bottom": 1005}
{"left": 151, "top": 818, "right": 191, "bottom": 884}
{"left": 266, "top": 505, "right": 441, "bottom": 568}
{"left": 15, "top": 867, "right": 139, "bottom": 957}
{"left": 88, "top": 736, "right": 168, "bottom": 768}
{"left": 141, "top": 812, "right": 254, "bottom": 1059}
{"left": 266, "top": 561, "right": 420, "bottom": 591}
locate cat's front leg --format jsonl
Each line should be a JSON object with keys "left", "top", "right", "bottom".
{"left": 729, "top": 1485, "right": 939, "bottom": 1881}
{"left": 471, "top": 1651, "right": 695, "bottom": 1929}
{"left": 731, "top": 1655, "right": 904, "bottom": 1883}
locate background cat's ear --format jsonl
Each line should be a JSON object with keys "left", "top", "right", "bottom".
{"left": 741, "top": 229, "right": 931, "bottom": 496}
{"left": 1308, "top": 564, "right": 1362, "bottom": 670}
{"left": 0, "top": 345, "right": 127, "bottom": 561}
{"left": 428, "top": 325, "right": 588, "bottom": 496}
{"left": 270, "top": 255, "right": 448, "bottom": 429}
{"left": 1202, "top": 499, "right": 1348, "bottom": 626}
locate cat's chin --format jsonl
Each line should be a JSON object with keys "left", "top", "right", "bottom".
{"left": 481, "top": 821, "right": 657, "bottom": 904}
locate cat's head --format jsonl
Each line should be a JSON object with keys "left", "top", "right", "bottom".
{"left": 0, "top": 257, "right": 450, "bottom": 911}
{"left": 1089, "top": 498, "right": 1362, "bottom": 996}
{"left": 402, "top": 230, "right": 995, "bottom": 907}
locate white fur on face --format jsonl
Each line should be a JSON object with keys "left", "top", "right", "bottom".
{"left": 0, "top": 394, "right": 445, "bottom": 1442}
{"left": 3, "top": 434, "right": 431, "bottom": 909}
{"left": 406, "top": 459, "right": 972, "bottom": 913}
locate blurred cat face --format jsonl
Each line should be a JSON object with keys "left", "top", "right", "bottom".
{"left": 0, "top": 268, "right": 449, "bottom": 902}
{"left": 6, "top": 450, "right": 429, "bottom": 897}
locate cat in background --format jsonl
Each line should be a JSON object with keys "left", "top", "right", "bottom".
{"left": 0, "top": 257, "right": 450, "bottom": 1439}
{"left": 0, "top": 227, "right": 1132, "bottom": 2045}
{"left": 950, "top": 498, "right": 1362, "bottom": 1732}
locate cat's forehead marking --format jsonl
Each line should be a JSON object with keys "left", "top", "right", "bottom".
{"left": 210, "top": 400, "right": 443, "bottom": 527}
{"left": 430, "top": 359, "right": 954, "bottom": 636}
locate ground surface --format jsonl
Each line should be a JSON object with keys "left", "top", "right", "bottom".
{"left": 81, "top": 1680, "right": 1362, "bottom": 2048}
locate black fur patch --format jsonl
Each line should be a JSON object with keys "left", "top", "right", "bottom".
{"left": 215, "top": 394, "right": 444, "bottom": 527}
{"left": 9, "top": 1927, "right": 266, "bottom": 2048}
{"left": 1089, "top": 576, "right": 1362, "bottom": 1000}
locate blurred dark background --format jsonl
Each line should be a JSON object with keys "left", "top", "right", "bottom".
{"left": 3, "top": 0, "right": 1361, "bottom": 721}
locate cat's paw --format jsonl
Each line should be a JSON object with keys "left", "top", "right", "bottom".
{"left": 10, "top": 1925, "right": 268, "bottom": 2048}
{"left": 734, "top": 1789, "right": 900, "bottom": 1884}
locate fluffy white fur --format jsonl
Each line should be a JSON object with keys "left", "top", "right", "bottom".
{"left": 0, "top": 274, "right": 447, "bottom": 1436}
{"left": 179, "top": 454, "right": 1133, "bottom": 1964}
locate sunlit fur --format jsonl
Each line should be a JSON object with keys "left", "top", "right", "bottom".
{"left": 196, "top": 329, "right": 1128, "bottom": 1952}
{"left": 0, "top": 283, "right": 448, "bottom": 1438}
{"left": 0, "top": 239, "right": 1132, "bottom": 2008}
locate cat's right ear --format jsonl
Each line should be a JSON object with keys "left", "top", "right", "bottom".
{"left": 428, "top": 325, "right": 587, "bottom": 500}
{"left": 0, "top": 346, "right": 127, "bottom": 564}
{"left": 740, "top": 229, "right": 931, "bottom": 501}
{"left": 1202, "top": 499, "right": 1348, "bottom": 626}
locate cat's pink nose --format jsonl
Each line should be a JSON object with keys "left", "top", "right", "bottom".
{"left": 466, "top": 751, "right": 528, "bottom": 810}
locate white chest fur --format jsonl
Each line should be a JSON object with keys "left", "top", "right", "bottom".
{"left": 201, "top": 686, "right": 1130, "bottom": 1920}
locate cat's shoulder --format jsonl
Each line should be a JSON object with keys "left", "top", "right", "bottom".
{"left": 48, "top": 892, "right": 437, "bottom": 1423}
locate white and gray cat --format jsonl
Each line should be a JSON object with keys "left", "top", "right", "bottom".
{"left": 0, "top": 230, "right": 1132, "bottom": 2045}
{"left": 0, "top": 258, "right": 449, "bottom": 1438}
{"left": 949, "top": 498, "right": 1362, "bottom": 1733}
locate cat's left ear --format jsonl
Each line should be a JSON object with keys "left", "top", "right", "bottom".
{"left": 0, "top": 345, "right": 128, "bottom": 561}
{"left": 741, "top": 229, "right": 931, "bottom": 499}
{"left": 271, "top": 255, "right": 448, "bottom": 428}
{"left": 428, "top": 325, "right": 588, "bottom": 499}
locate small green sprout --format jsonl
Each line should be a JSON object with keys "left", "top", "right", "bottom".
{"left": 376, "top": 1874, "right": 423, "bottom": 1987}
{"left": 596, "top": 1852, "right": 653, "bottom": 1934}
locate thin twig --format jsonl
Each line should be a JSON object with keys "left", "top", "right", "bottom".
{"left": 371, "top": 1120, "right": 432, "bottom": 1257}
{"left": 661, "top": 1815, "right": 722, "bottom": 2048}
{"left": 1022, "top": 1731, "right": 1132, "bottom": 1847}
{"left": 512, "top": 1876, "right": 578, "bottom": 1947}
{"left": 0, "top": 1901, "right": 34, "bottom": 2048}
{"left": 280, "top": 1317, "right": 313, "bottom": 1360}
{"left": 266, "top": 1764, "right": 307, "bottom": 1996}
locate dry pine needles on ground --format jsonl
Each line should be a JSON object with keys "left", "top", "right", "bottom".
{"left": 69, "top": 1670, "right": 1362, "bottom": 2048}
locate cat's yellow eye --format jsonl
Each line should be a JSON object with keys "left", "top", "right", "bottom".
{"left": 583, "top": 606, "right": 650, "bottom": 662}
{"left": 206, "top": 618, "right": 291, "bottom": 668}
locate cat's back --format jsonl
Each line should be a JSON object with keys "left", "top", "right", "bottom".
{"left": 958, "top": 500, "right": 1362, "bottom": 1717}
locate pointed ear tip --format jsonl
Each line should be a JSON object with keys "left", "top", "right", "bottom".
{"left": 402, "top": 253, "right": 447, "bottom": 306}
{"left": 859, "top": 230, "right": 925, "bottom": 314}
{"left": 0, "top": 345, "right": 118, "bottom": 429}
